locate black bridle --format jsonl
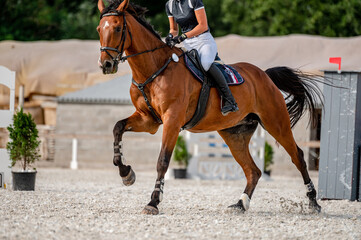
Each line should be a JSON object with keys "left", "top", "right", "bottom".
{"left": 100, "top": 10, "right": 131, "bottom": 65}
{"left": 99, "top": 10, "right": 184, "bottom": 124}
{"left": 99, "top": 10, "right": 166, "bottom": 65}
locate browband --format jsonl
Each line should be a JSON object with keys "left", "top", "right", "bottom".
{"left": 100, "top": 10, "right": 124, "bottom": 19}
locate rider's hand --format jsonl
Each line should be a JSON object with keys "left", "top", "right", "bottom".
{"left": 165, "top": 33, "right": 174, "bottom": 47}
{"left": 173, "top": 33, "right": 187, "bottom": 44}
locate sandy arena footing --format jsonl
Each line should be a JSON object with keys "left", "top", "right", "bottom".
{"left": 1, "top": 168, "right": 360, "bottom": 240}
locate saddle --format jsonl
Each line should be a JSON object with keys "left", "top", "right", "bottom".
{"left": 181, "top": 50, "right": 244, "bottom": 130}
{"left": 185, "top": 50, "right": 244, "bottom": 86}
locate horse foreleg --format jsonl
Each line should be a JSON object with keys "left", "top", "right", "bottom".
{"left": 113, "top": 112, "right": 160, "bottom": 186}
{"left": 142, "top": 120, "right": 181, "bottom": 215}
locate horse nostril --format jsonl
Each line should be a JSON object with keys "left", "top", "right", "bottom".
{"left": 104, "top": 61, "right": 113, "bottom": 69}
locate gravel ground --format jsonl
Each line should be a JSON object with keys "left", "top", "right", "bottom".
{"left": 1, "top": 168, "right": 360, "bottom": 240}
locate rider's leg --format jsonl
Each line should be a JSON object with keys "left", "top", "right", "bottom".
{"left": 207, "top": 63, "right": 239, "bottom": 116}
{"left": 183, "top": 32, "right": 239, "bottom": 116}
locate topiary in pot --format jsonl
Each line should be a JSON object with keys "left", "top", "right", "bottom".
{"left": 264, "top": 141, "right": 274, "bottom": 176}
{"left": 6, "top": 108, "right": 41, "bottom": 191}
{"left": 172, "top": 136, "right": 191, "bottom": 179}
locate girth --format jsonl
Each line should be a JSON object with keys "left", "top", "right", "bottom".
{"left": 181, "top": 50, "right": 212, "bottom": 131}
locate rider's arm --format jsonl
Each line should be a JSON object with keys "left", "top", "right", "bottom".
{"left": 183, "top": 8, "right": 208, "bottom": 39}
{"left": 168, "top": 16, "right": 178, "bottom": 37}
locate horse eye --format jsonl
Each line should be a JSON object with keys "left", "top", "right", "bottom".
{"left": 116, "top": 27, "right": 122, "bottom": 32}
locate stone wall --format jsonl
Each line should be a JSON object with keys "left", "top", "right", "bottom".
{"left": 55, "top": 103, "right": 318, "bottom": 174}
{"left": 55, "top": 103, "right": 163, "bottom": 170}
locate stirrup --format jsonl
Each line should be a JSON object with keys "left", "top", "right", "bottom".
{"left": 221, "top": 97, "right": 239, "bottom": 116}
{"left": 221, "top": 104, "right": 239, "bottom": 116}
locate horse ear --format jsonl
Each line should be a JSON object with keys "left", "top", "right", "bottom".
{"left": 98, "top": 0, "right": 105, "bottom": 13}
{"left": 117, "top": 0, "right": 130, "bottom": 12}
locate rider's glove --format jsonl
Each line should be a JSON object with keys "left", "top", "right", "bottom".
{"left": 173, "top": 33, "right": 187, "bottom": 44}
{"left": 165, "top": 33, "right": 174, "bottom": 47}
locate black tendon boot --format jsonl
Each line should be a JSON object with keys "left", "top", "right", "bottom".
{"left": 208, "top": 63, "right": 239, "bottom": 116}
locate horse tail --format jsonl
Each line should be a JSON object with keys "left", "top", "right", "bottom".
{"left": 265, "top": 66, "right": 323, "bottom": 128}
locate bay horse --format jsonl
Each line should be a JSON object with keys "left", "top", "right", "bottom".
{"left": 97, "top": 0, "right": 322, "bottom": 215}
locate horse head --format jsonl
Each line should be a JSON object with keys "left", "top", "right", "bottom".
{"left": 97, "top": 0, "right": 131, "bottom": 74}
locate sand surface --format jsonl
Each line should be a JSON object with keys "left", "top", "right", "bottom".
{"left": 1, "top": 168, "right": 360, "bottom": 240}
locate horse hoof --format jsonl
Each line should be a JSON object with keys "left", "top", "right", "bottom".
{"left": 228, "top": 201, "right": 246, "bottom": 213}
{"left": 122, "top": 167, "right": 136, "bottom": 186}
{"left": 141, "top": 205, "right": 159, "bottom": 215}
{"left": 309, "top": 201, "right": 322, "bottom": 213}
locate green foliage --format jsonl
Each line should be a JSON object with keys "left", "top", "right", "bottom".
{"left": 0, "top": 0, "right": 99, "bottom": 40}
{"left": 148, "top": 11, "right": 169, "bottom": 37}
{"left": 221, "top": 0, "right": 361, "bottom": 37}
{"left": 1, "top": 0, "right": 360, "bottom": 40}
{"left": 60, "top": 2, "right": 100, "bottom": 40}
{"left": 133, "top": 0, "right": 167, "bottom": 17}
{"left": 6, "top": 108, "right": 41, "bottom": 171}
{"left": 264, "top": 141, "right": 274, "bottom": 171}
{"left": 173, "top": 136, "right": 191, "bottom": 168}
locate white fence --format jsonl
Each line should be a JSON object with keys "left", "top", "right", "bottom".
{"left": 186, "top": 127, "right": 265, "bottom": 180}
{"left": 0, "top": 66, "right": 15, "bottom": 188}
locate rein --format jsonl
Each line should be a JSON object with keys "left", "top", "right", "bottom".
{"left": 131, "top": 57, "right": 173, "bottom": 124}
{"left": 100, "top": 10, "right": 167, "bottom": 64}
{"left": 131, "top": 51, "right": 184, "bottom": 124}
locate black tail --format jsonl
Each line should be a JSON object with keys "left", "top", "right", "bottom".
{"left": 265, "top": 66, "right": 323, "bottom": 128}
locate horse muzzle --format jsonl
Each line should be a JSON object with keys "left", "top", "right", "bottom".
{"left": 100, "top": 59, "right": 118, "bottom": 74}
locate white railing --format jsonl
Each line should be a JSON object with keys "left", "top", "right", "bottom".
{"left": 186, "top": 127, "right": 265, "bottom": 180}
{"left": 0, "top": 66, "right": 15, "bottom": 188}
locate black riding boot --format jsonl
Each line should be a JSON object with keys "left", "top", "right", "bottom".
{"left": 207, "top": 63, "right": 239, "bottom": 116}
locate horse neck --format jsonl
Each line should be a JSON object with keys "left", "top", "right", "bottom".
{"left": 125, "top": 15, "right": 170, "bottom": 82}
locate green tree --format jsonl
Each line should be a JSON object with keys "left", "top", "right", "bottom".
{"left": 0, "top": 0, "right": 99, "bottom": 40}
{"left": 173, "top": 136, "right": 191, "bottom": 167}
{"left": 221, "top": 0, "right": 361, "bottom": 37}
{"left": 264, "top": 141, "right": 274, "bottom": 172}
{"left": 6, "top": 108, "right": 41, "bottom": 171}
{"left": 60, "top": 1, "right": 100, "bottom": 39}
{"left": 1, "top": 0, "right": 63, "bottom": 40}
{"left": 1, "top": 0, "right": 360, "bottom": 40}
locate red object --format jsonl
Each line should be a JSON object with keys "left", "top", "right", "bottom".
{"left": 329, "top": 57, "right": 341, "bottom": 71}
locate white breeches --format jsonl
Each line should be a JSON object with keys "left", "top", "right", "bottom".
{"left": 182, "top": 32, "right": 217, "bottom": 71}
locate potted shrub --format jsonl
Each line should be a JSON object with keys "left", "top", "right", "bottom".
{"left": 264, "top": 141, "right": 274, "bottom": 176}
{"left": 172, "top": 136, "right": 191, "bottom": 179}
{"left": 6, "top": 108, "right": 41, "bottom": 191}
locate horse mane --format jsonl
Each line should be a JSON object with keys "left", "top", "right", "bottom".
{"left": 103, "top": 0, "right": 162, "bottom": 40}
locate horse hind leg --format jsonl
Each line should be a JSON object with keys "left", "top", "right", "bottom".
{"left": 258, "top": 109, "right": 321, "bottom": 213}
{"left": 296, "top": 146, "right": 320, "bottom": 212}
{"left": 218, "top": 114, "right": 262, "bottom": 212}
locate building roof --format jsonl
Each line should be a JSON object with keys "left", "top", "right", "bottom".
{"left": 58, "top": 74, "right": 132, "bottom": 105}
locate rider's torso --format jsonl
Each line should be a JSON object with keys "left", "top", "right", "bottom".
{"left": 166, "top": 0, "right": 208, "bottom": 33}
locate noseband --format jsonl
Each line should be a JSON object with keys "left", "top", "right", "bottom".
{"left": 99, "top": 10, "right": 166, "bottom": 65}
